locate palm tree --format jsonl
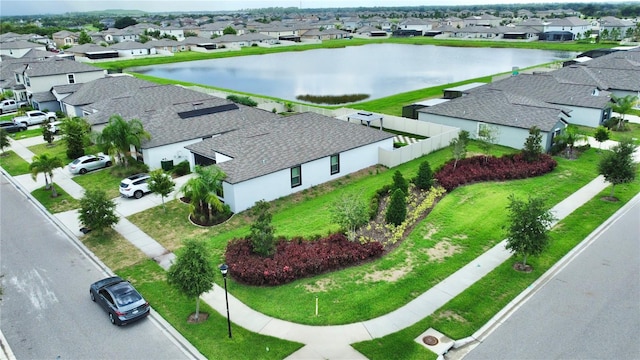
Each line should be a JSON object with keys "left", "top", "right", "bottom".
{"left": 611, "top": 94, "right": 639, "bottom": 131}
{"left": 180, "top": 165, "right": 226, "bottom": 225}
{"left": 555, "top": 125, "right": 586, "bottom": 158}
{"left": 29, "top": 153, "right": 64, "bottom": 197}
{"left": 94, "top": 115, "right": 150, "bottom": 168}
{"left": 0, "top": 128, "right": 10, "bottom": 155}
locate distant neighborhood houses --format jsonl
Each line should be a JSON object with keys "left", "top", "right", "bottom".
{"left": 1, "top": 10, "right": 638, "bottom": 62}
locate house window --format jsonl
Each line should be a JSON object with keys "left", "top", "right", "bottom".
{"left": 25, "top": 76, "right": 30, "bottom": 87}
{"left": 291, "top": 165, "right": 301, "bottom": 188}
{"left": 330, "top": 154, "right": 340, "bottom": 175}
{"left": 67, "top": 74, "right": 75, "bottom": 84}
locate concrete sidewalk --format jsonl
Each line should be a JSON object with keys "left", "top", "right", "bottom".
{"left": 3, "top": 133, "right": 637, "bottom": 360}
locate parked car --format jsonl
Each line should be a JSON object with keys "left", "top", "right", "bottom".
{"left": 12, "top": 110, "right": 56, "bottom": 126}
{"left": 0, "top": 121, "right": 27, "bottom": 133}
{"left": 0, "top": 99, "right": 28, "bottom": 114}
{"left": 68, "top": 154, "right": 112, "bottom": 175}
{"left": 119, "top": 173, "right": 150, "bottom": 199}
{"left": 89, "top": 276, "right": 150, "bottom": 326}
{"left": 47, "top": 120, "right": 63, "bottom": 134}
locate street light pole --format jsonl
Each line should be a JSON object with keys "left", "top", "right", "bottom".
{"left": 219, "top": 264, "right": 232, "bottom": 339}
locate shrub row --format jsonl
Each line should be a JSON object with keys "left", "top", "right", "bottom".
{"left": 225, "top": 233, "right": 384, "bottom": 286}
{"left": 435, "top": 153, "right": 558, "bottom": 192}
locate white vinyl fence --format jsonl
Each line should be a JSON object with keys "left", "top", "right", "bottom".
{"left": 183, "top": 86, "right": 460, "bottom": 168}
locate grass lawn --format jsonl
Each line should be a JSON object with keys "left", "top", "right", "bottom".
{"left": 10, "top": 127, "right": 44, "bottom": 141}
{"left": 118, "top": 261, "right": 304, "bottom": 360}
{"left": 31, "top": 184, "right": 80, "bottom": 213}
{"left": 576, "top": 122, "right": 640, "bottom": 145}
{"left": 127, "top": 145, "right": 605, "bottom": 326}
{"left": 27, "top": 141, "right": 100, "bottom": 164}
{"left": 353, "top": 171, "right": 640, "bottom": 359}
{"left": 71, "top": 168, "right": 123, "bottom": 200}
{"left": 0, "top": 150, "right": 30, "bottom": 175}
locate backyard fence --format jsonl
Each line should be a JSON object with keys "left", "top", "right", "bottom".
{"left": 184, "top": 86, "right": 460, "bottom": 168}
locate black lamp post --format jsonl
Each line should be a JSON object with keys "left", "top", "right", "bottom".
{"left": 219, "top": 263, "right": 232, "bottom": 338}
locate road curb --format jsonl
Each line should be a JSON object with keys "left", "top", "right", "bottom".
{"left": 457, "top": 192, "right": 640, "bottom": 356}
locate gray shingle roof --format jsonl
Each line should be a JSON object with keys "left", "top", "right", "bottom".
{"left": 140, "top": 98, "right": 279, "bottom": 149}
{"left": 186, "top": 112, "right": 394, "bottom": 184}
{"left": 470, "top": 73, "right": 612, "bottom": 109}
{"left": 62, "top": 75, "right": 152, "bottom": 106}
{"left": 419, "top": 89, "right": 568, "bottom": 131}
{"left": 85, "top": 84, "right": 217, "bottom": 126}
{"left": 22, "top": 57, "right": 105, "bottom": 77}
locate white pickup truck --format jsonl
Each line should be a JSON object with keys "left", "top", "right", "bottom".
{"left": 13, "top": 110, "right": 56, "bottom": 126}
{"left": 0, "top": 99, "right": 28, "bottom": 114}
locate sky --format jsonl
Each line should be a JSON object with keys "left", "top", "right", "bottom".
{"left": 0, "top": 0, "right": 631, "bottom": 17}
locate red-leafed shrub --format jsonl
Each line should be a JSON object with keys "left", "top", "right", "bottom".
{"left": 435, "top": 154, "right": 557, "bottom": 192}
{"left": 225, "top": 233, "right": 384, "bottom": 286}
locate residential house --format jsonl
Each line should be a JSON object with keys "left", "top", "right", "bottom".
{"left": 0, "top": 40, "right": 47, "bottom": 58}
{"left": 12, "top": 57, "right": 106, "bottom": 110}
{"left": 159, "top": 26, "right": 186, "bottom": 41}
{"left": 60, "top": 75, "right": 153, "bottom": 117}
{"left": 186, "top": 111, "right": 394, "bottom": 213}
{"left": 417, "top": 89, "right": 569, "bottom": 151}
{"left": 551, "top": 49, "right": 640, "bottom": 98}
{"left": 463, "top": 14, "right": 503, "bottom": 27}
{"left": 599, "top": 16, "right": 636, "bottom": 40}
{"left": 542, "top": 17, "right": 590, "bottom": 41}
{"left": 397, "top": 18, "right": 434, "bottom": 35}
{"left": 468, "top": 73, "right": 613, "bottom": 127}
{"left": 300, "top": 28, "right": 350, "bottom": 41}
{"left": 146, "top": 39, "right": 182, "bottom": 54}
{"left": 100, "top": 27, "right": 140, "bottom": 43}
{"left": 66, "top": 44, "right": 119, "bottom": 61}
{"left": 52, "top": 30, "right": 79, "bottom": 48}
{"left": 108, "top": 41, "right": 156, "bottom": 57}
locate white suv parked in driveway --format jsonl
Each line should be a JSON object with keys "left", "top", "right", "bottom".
{"left": 119, "top": 173, "right": 150, "bottom": 199}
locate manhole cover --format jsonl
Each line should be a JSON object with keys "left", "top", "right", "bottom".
{"left": 422, "top": 335, "right": 439, "bottom": 346}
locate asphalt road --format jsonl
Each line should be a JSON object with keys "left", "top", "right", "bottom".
{"left": 463, "top": 193, "right": 640, "bottom": 360}
{"left": 0, "top": 173, "right": 194, "bottom": 359}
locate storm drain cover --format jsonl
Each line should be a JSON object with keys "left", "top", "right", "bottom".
{"left": 422, "top": 335, "right": 439, "bottom": 346}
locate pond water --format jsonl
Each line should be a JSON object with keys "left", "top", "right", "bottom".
{"left": 131, "top": 43, "right": 578, "bottom": 103}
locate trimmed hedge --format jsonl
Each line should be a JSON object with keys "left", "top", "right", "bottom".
{"left": 225, "top": 234, "right": 384, "bottom": 286}
{"left": 435, "top": 153, "right": 557, "bottom": 192}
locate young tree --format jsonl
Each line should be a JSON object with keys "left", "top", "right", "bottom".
{"left": 391, "top": 170, "right": 408, "bottom": 195}
{"left": 593, "top": 126, "right": 610, "bottom": 150}
{"left": 222, "top": 26, "right": 237, "bottom": 35}
{"left": 95, "top": 115, "right": 150, "bottom": 168}
{"left": 330, "top": 193, "right": 369, "bottom": 241}
{"left": 249, "top": 200, "right": 276, "bottom": 256}
{"left": 598, "top": 138, "right": 638, "bottom": 199}
{"left": 180, "top": 165, "right": 226, "bottom": 225}
{"left": 62, "top": 117, "right": 90, "bottom": 160}
{"left": 148, "top": 169, "right": 175, "bottom": 212}
{"left": 41, "top": 118, "right": 55, "bottom": 144}
{"left": 505, "top": 194, "right": 556, "bottom": 269}
{"left": 611, "top": 94, "right": 639, "bottom": 130}
{"left": 450, "top": 130, "right": 469, "bottom": 170}
{"left": 29, "top": 153, "right": 64, "bottom": 197}
{"left": 0, "top": 129, "right": 9, "bottom": 155}
{"left": 167, "top": 239, "right": 216, "bottom": 322}
{"left": 522, "top": 126, "right": 543, "bottom": 162}
{"left": 78, "top": 189, "right": 119, "bottom": 233}
{"left": 477, "top": 124, "right": 499, "bottom": 162}
{"left": 78, "top": 30, "right": 92, "bottom": 44}
{"left": 385, "top": 188, "right": 407, "bottom": 226}
{"left": 414, "top": 160, "right": 434, "bottom": 190}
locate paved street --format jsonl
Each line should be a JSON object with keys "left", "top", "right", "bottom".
{"left": 0, "top": 173, "right": 201, "bottom": 360}
{"left": 461, "top": 194, "right": 640, "bottom": 360}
